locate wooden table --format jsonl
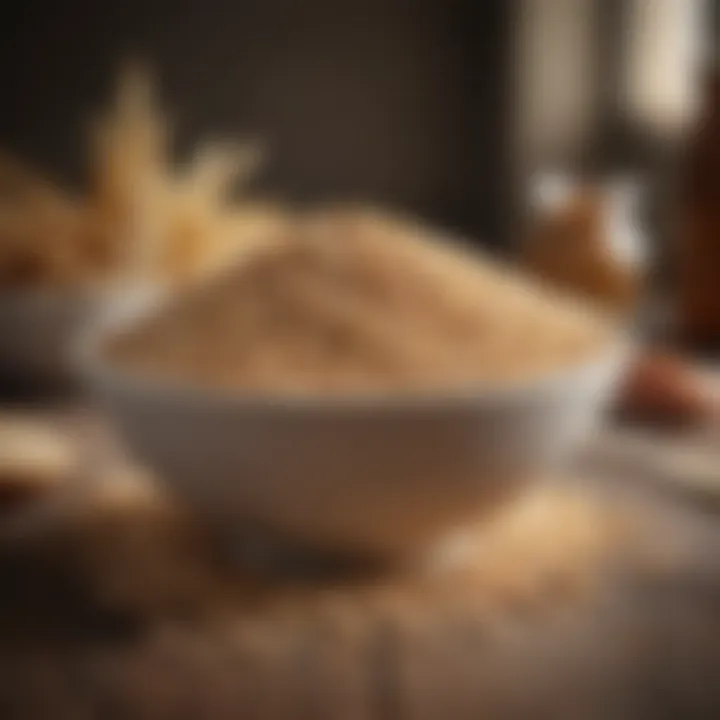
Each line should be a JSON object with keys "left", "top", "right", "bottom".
{"left": 1, "top": 399, "right": 720, "bottom": 719}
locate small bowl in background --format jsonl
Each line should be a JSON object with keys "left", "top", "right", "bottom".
{"left": 0, "top": 288, "right": 99, "bottom": 392}
{"left": 0, "top": 284, "right": 163, "bottom": 394}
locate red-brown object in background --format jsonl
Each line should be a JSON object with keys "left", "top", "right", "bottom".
{"left": 617, "top": 351, "right": 713, "bottom": 426}
{"left": 678, "top": 68, "right": 720, "bottom": 352}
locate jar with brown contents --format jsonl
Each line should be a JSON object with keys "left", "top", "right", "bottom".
{"left": 523, "top": 177, "right": 646, "bottom": 318}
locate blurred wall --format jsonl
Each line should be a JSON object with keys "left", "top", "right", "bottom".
{"left": 0, "top": 0, "right": 512, "bottom": 247}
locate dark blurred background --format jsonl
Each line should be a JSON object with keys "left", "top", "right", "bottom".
{"left": 0, "top": 0, "right": 716, "bottom": 249}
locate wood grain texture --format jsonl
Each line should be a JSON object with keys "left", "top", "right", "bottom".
{"left": 0, "top": 408, "right": 720, "bottom": 718}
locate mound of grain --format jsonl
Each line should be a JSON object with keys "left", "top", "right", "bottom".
{"left": 106, "top": 210, "right": 615, "bottom": 394}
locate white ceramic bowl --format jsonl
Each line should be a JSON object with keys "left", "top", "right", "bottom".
{"left": 77, "top": 305, "right": 631, "bottom": 558}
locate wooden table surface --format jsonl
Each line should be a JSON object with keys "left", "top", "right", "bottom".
{"left": 2, "top": 395, "right": 720, "bottom": 719}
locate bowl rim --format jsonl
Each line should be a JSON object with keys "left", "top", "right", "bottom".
{"left": 73, "top": 295, "right": 635, "bottom": 412}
